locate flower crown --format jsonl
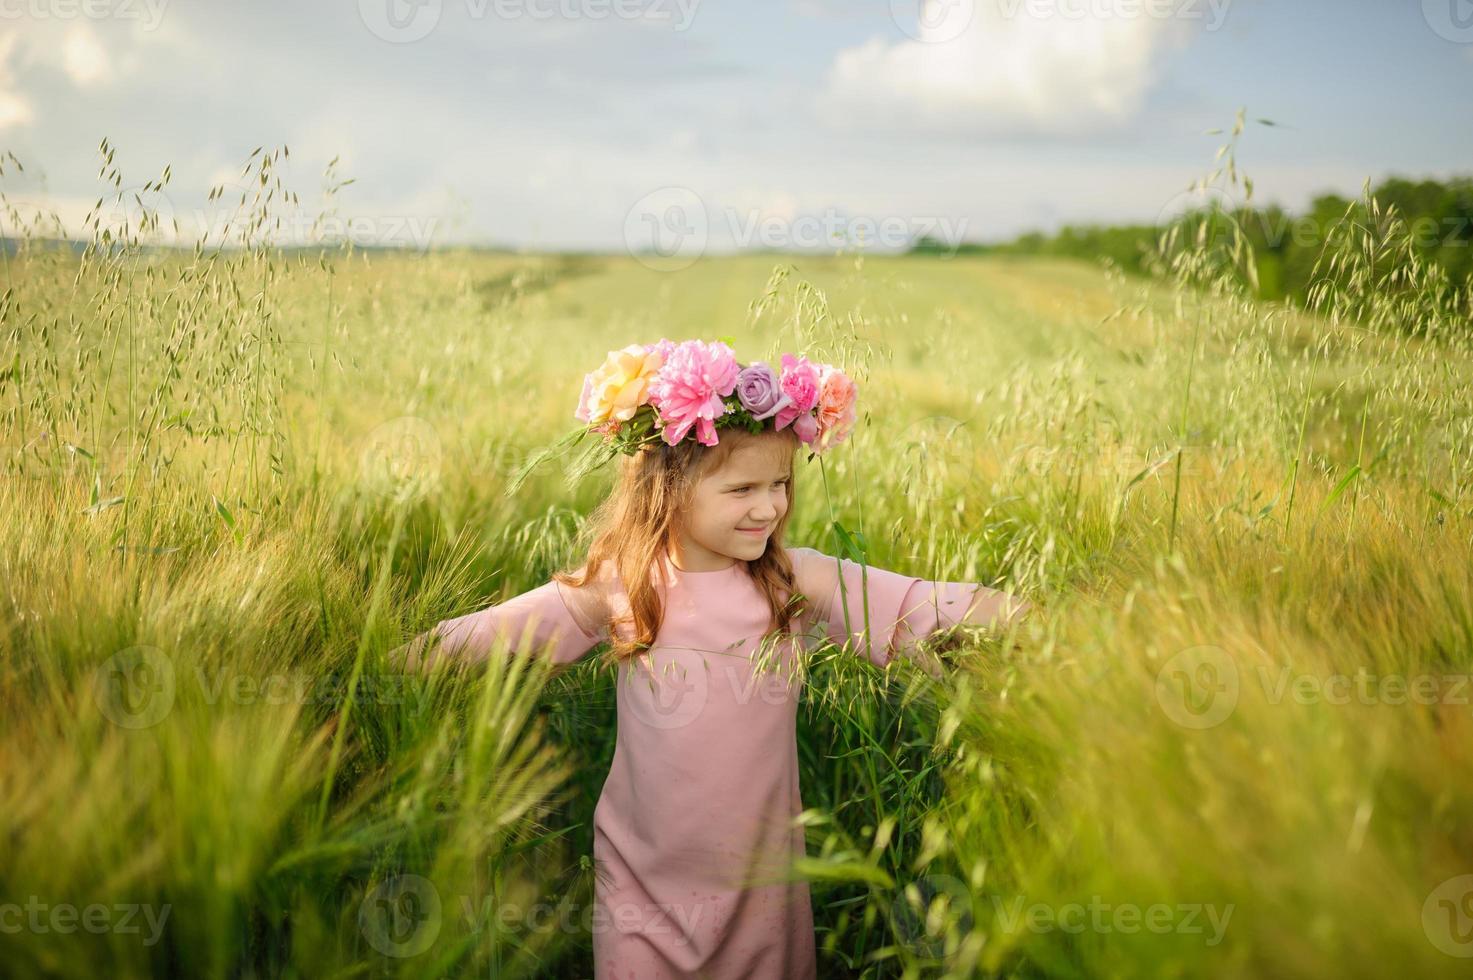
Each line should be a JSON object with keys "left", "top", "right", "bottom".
{"left": 573, "top": 338, "right": 859, "bottom": 457}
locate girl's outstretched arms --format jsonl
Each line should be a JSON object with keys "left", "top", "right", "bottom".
{"left": 392, "top": 569, "right": 608, "bottom": 672}
{"left": 787, "top": 546, "right": 1033, "bottom": 674}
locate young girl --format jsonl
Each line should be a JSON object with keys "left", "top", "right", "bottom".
{"left": 396, "top": 339, "right": 1033, "bottom": 979}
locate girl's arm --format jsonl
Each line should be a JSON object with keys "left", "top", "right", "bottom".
{"left": 393, "top": 571, "right": 608, "bottom": 672}
{"left": 788, "top": 546, "right": 1032, "bottom": 673}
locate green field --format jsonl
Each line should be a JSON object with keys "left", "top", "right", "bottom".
{"left": 3, "top": 203, "right": 1473, "bottom": 977}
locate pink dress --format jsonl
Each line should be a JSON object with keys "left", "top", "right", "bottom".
{"left": 428, "top": 545, "right": 1006, "bottom": 979}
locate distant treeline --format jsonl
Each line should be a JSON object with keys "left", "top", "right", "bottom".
{"left": 914, "top": 176, "right": 1473, "bottom": 306}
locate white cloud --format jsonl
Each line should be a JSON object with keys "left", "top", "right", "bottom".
{"left": 0, "top": 32, "right": 33, "bottom": 130}
{"left": 819, "top": 0, "right": 1202, "bottom": 135}
{"left": 0, "top": 90, "right": 30, "bottom": 129}
{"left": 62, "top": 23, "right": 113, "bottom": 88}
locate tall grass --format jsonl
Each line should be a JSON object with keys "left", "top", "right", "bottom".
{"left": 1, "top": 132, "right": 1471, "bottom": 978}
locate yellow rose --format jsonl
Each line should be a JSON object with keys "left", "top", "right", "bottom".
{"left": 575, "top": 345, "right": 664, "bottom": 425}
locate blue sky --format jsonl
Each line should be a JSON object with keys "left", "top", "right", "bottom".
{"left": 2, "top": 0, "right": 1470, "bottom": 252}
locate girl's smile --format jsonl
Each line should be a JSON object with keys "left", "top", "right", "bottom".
{"left": 670, "top": 443, "right": 792, "bottom": 571}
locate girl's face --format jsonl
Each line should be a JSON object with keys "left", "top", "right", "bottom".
{"left": 673, "top": 443, "right": 792, "bottom": 571}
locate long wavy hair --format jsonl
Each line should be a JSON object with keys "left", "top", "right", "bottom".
{"left": 553, "top": 425, "right": 810, "bottom": 664}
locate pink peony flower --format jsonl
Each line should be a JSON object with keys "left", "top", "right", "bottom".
{"left": 813, "top": 365, "right": 858, "bottom": 451}
{"left": 647, "top": 339, "right": 740, "bottom": 447}
{"left": 643, "top": 337, "right": 679, "bottom": 363}
{"left": 773, "top": 353, "right": 821, "bottom": 433}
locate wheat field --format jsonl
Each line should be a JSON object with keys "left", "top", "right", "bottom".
{"left": 2, "top": 146, "right": 1472, "bottom": 978}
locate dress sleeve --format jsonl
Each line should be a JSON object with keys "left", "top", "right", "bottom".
{"left": 398, "top": 574, "right": 607, "bottom": 671}
{"left": 789, "top": 546, "right": 1031, "bottom": 669}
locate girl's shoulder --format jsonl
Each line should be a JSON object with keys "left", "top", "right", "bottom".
{"left": 783, "top": 545, "right": 835, "bottom": 608}
{"left": 784, "top": 545, "right": 818, "bottom": 576}
{"left": 557, "top": 559, "right": 617, "bottom": 640}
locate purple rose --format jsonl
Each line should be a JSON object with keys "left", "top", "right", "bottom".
{"left": 734, "top": 362, "right": 792, "bottom": 422}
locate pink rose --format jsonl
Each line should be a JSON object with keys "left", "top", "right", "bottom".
{"left": 791, "top": 412, "right": 818, "bottom": 445}
{"left": 814, "top": 365, "right": 857, "bottom": 451}
{"left": 773, "top": 352, "right": 821, "bottom": 433}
